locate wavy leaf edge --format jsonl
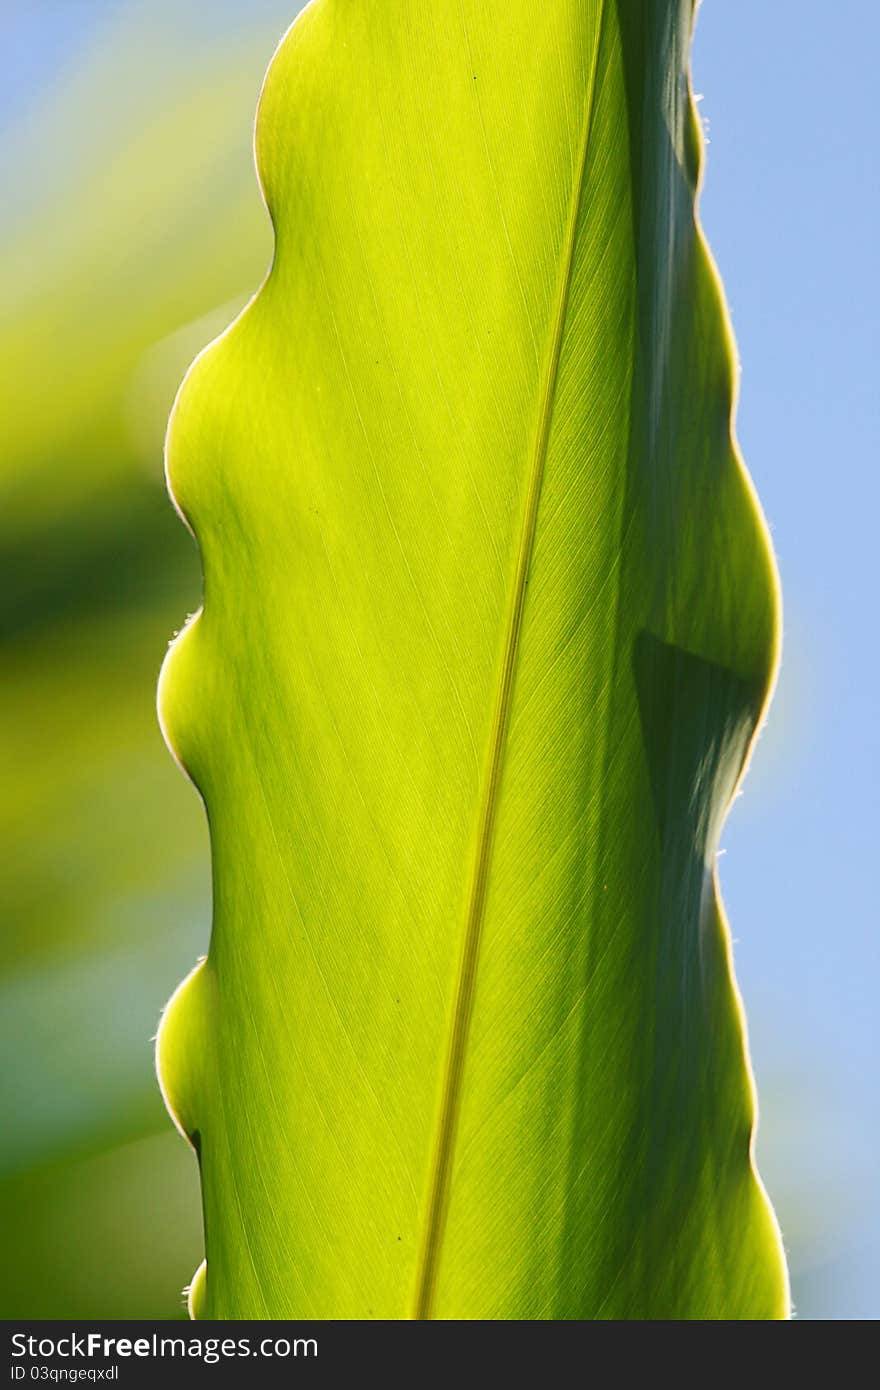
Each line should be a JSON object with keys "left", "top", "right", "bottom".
{"left": 156, "top": 0, "right": 790, "bottom": 1321}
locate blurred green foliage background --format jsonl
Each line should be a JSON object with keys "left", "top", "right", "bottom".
{"left": 1, "top": 0, "right": 305, "bottom": 1317}
{"left": 2, "top": 0, "right": 876, "bottom": 1320}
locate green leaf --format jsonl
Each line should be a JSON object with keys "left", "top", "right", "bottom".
{"left": 158, "top": 0, "right": 789, "bottom": 1319}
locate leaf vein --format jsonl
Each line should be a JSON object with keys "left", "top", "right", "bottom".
{"left": 411, "top": 0, "right": 609, "bottom": 1320}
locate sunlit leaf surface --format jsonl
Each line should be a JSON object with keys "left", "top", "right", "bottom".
{"left": 155, "top": 0, "right": 790, "bottom": 1318}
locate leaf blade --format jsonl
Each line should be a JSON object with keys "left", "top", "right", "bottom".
{"left": 159, "top": 0, "right": 789, "bottom": 1319}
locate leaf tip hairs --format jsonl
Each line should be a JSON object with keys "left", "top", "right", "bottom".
{"left": 154, "top": 956, "right": 210, "bottom": 1155}
{"left": 184, "top": 1260, "right": 208, "bottom": 1321}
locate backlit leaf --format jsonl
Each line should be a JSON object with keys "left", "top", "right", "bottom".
{"left": 158, "top": 0, "right": 789, "bottom": 1319}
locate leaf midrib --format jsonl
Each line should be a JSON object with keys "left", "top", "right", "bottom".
{"left": 411, "top": 4, "right": 608, "bottom": 1319}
